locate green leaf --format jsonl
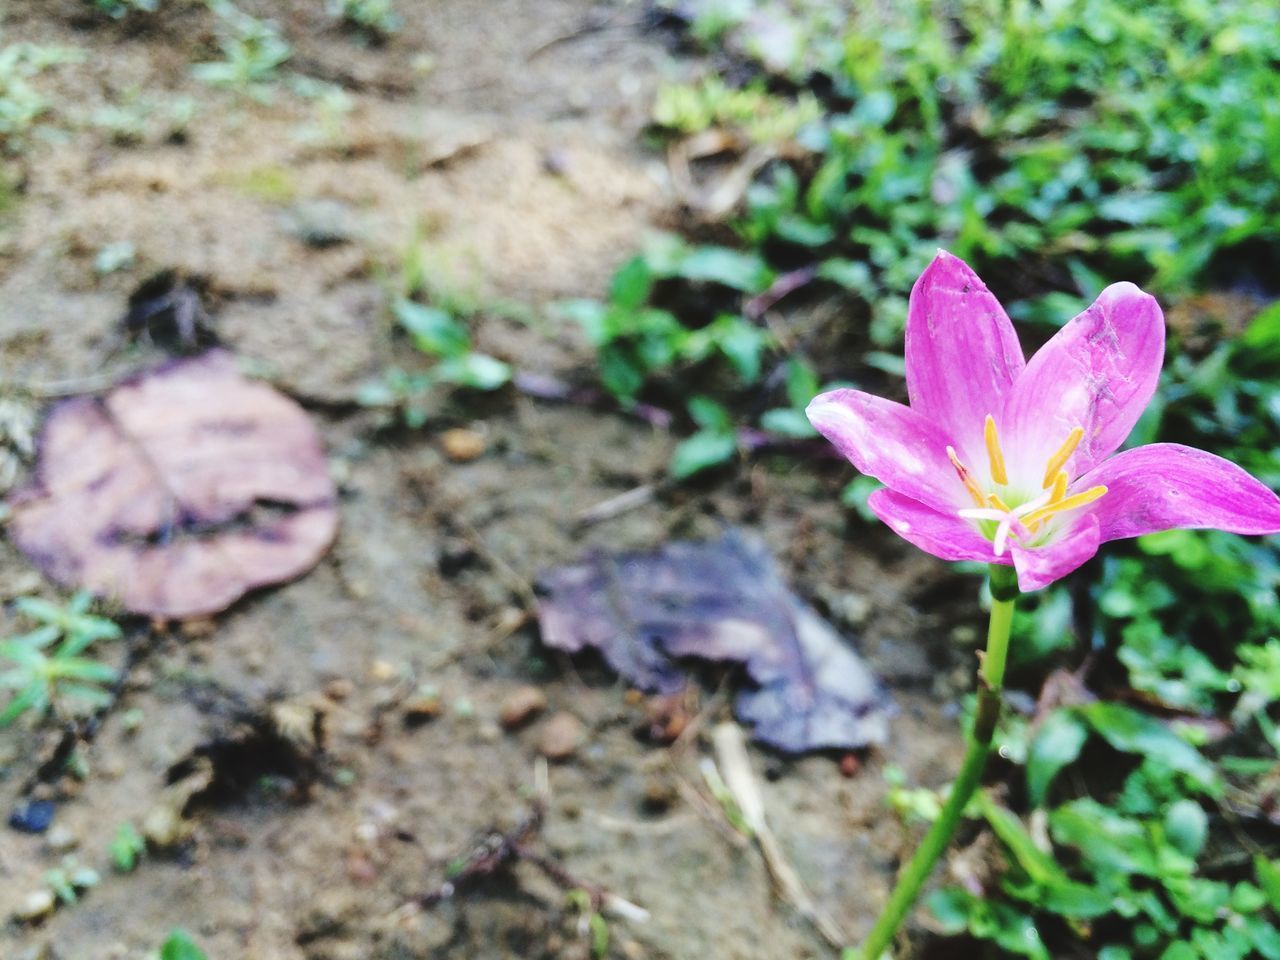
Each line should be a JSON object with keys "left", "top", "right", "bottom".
{"left": 393, "top": 299, "right": 470, "bottom": 358}
{"left": 1256, "top": 856, "right": 1280, "bottom": 913}
{"left": 1026, "top": 710, "right": 1088, "bottom": 806}
{"left": 1077, "top": 702, "right": 1218, "bottom": 792}
{"left": 712, "top": 316, "right": 768, "bottom": 383}
{"left": 664, "top": 246, "right": 771, "bottom": 292}
{"left": 784, "top": 358, "right": 821, "bottom": 411}
{"left": 609, "top": 256, "right": 653, "bottom": 310}
{"left": 687, "top": 396, "right": 731, "bottom": 433}
{"left": 111, "top": 822, "right": 145, "bottom": 872}
{"left": 598, "top": 346, "right": 646, "bottom": 403}
{"left": 1162, "top": 799, "right": 1208, "bottom": 859}
{"left": 977, "top": 791, "right": 1066, "bottom": 886}
{"left": 433, "top": 353, "right": 512, "bottom": 391}
{"left": 670, "top": 430, "right": 736, "bottom": 479}
{"left": 51, "top": 658, "right": 117, "bottom": 684}
{"left": 161, "top": 930, "right": 208, "bottom": 960}
{"left": 0, "top": 682, "right": 49, "bottom": 725}
{"left": 557, "top": 299, "right": 610, "bottom": 346}
{"left": 760, "top": 408, "right": 817, "bottom": 438}
{"left": 1158, "top": 943, "right": 1196, "bottom": 960}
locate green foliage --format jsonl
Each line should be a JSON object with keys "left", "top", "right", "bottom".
{"left": 924, "top": 289, "right": 1280, "bottom": 958}
{"left": 652, "top": 75, "right": 821, "bottom": 144}
{"left": 557, "top": 237, "right": 857, "bottom": 477}
{"left": 327, "top": 0, "right": 400, "bottom": 36}
{"left": 160, "top": 930, "right": 208, "bottom": 960}
{"left": 0, "top": 593, "right": 121, "bottom": 726}
{"left": 671, "top": 396, "right": 737, "bottom": 478}
{"left": 44, "top": 856, "right": 100, "bottom": 905}
{"left": 0, "top": 40, "right": 81, "bottom": 154}
{"left": 358, "top": 298, "right": 511, "bottom": 427}
{"left": 111, "top": 822, "right": 146, "bottom": 873}
{"left": 663, "top": 0, "right": 1280, "bottom": 342}
{"left": 559, "top": 236, "right": 775, "bottom": 409}
{"left": 193, "top": 0, "right": 292, "bottom": 99}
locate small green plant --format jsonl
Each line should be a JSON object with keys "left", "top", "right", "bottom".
{"left": 111, "top": 822, "right": 146, "bottom": 872}
{"left": 0, "top": 592, "right": 121, "bottom": 725}
{"left": 159, "top": 930, "right": 208, "bottom": 960}
{"left": 327, "top": 0, "right": 400, "bottom": 36}
{"left": 0, "top": 40, "right": 82, "bottom": 154}
{"left": 193, "top": 0, "right": 291, "bottom": 99}
{"left": 358, "top": 298, "right": 512, "bottom": 427}
{"left": 44, "top": 856, "right": 100, "bottom": 905}
{"left": 652, "top": 75, "right": 821, "bottom": 145}
{"left": 566, "top": 888, "right": 610, "bottom": 959}
{"left": 559, "top": 236, "right": 770, "bottom": 391}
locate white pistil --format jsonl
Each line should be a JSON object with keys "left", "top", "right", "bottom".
{"left": 958, "top": 489, "right": 1056, "bottom": 556}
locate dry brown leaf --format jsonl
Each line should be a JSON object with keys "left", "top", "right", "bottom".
{"left": 8, "top": 351, "right": 338, "bottom": 617}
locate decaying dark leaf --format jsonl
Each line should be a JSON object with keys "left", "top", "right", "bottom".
{"left": 7, "top": 351, "right": 338, "bottom": 618}
{"left": 537, "top": 530, "right": 893, "bottom": 752}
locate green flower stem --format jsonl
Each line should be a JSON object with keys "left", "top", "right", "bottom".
{"left": 855, "top": 564, "right": 1019, "bottom": 960}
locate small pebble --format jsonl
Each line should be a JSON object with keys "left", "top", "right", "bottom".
{"left": 440, "top": 428, "right": 486, "bottom": 462}
{"left": 641, "top": 775, "right": 677, "bottom": 813}
{"left": 8, "top": 799, "right": 56, "bottom": 834}
{"left": 537, "top": 712, "right": 584, "bottom": 761}
{"left": 370, "top": 660, "right": 398, "bottom": 682}
{"left": 45, "top": 826, "right": 78, "bottom": 853}
{"left": 402, "top": 690, "right": 442, "bottom": 724}
{"left": 499, "top": 686, "right": 547, "bottom": 730}
{"left": 15, "top": 888, "right": 55, "bottom": 923}
{"left": 325, "top": 679, "right": 355, "bottom": 701}
{"left": 839, "top": 753, "right": 862, "bottom": 778}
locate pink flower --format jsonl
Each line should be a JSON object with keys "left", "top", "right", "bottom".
{"left": 807, "top": 251, "right": 1280, "bottom": 591}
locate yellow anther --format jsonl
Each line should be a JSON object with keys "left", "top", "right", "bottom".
{"left": 984, "top": 415, "right": 1008, "bottom": 486}
{"left": 1021, "top": 484, "right": 1108, "bottom": 529}
{"left": 987, "top": 493, "right": 1013, "bottom": 513}
{"left": 947, "top": 446, "right": 988, "bottom": 508}
{"left": 1049, "top": 470, "right": 1068, "bottom": 504}
{"left": 1041, "top": 426, "right": 1084, "bottom": 489}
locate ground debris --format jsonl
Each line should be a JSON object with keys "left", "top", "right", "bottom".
{"left": 500, "top": 685, "right": 548, "bottom": 730}
{"left": 537, "top": 711, "right": 584, "bottom": 760}
{"left": 414, "top": 800, "right": 648, "bottom": 926}
{"left": 536, "top": 529, "right": 893, "bottom": 752}
{"left": 7, "top": 351, "right": 339, "bottom": 618}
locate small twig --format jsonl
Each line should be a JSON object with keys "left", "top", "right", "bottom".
{"left": 414, "top": 798, "right": 649, "bottom": 923}
{"left": 525, "top": 11, "right": 643, "bottom": 60}
{"left": 512, "top": 371, "right": 673, "bottom": 429}
{"left": 575, "top": 483, "right": 658, "bottom": 527}
{"left": 712, "top": 722, "right": 848, "bottom": 950}
{"left": 13, "top": 367, "right": 137, "bottom": 399}
{"left": 452, "top": 513, "right": 539, "bottom": 613}
{"left": 744, "top": 266, "right": 818, "bottom": 322}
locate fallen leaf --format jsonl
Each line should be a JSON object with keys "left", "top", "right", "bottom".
{"left": 536, "top": 530, "right": 893, "bottom": 752}
{"left": 8, "top": 351, "right": 338, "bottom": 617}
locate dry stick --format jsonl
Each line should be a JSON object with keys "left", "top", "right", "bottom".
{"left": 412, "top": 798, "right": 649, "bottom": 923}
{"left": 711, "top": 722, "right": 848, "bottom": 951}
{"left": 575, "top": 483, "right": 658, "bottom": 527}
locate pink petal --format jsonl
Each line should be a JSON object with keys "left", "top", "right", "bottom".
{"left": 1010, "top": 514, "right": 1102, "bottom": 591}
{"left": 1079, "top": 443, "right": 1280, "bottom": 542}
{"left": 905, "top": 251, "right": 1025, "bottom": 466}
{"left": 868, "top": 489, "right": 1008, "bottom": 564}
{"left": 808, "top": 389, "right": 966, "bottom": 513}
{"left": 1000, "top": 283, "right": 1164, "bottom": 490}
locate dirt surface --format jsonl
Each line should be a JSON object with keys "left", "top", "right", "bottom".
{"left": 0, "top": 3, "right": 966, "bottom": 957}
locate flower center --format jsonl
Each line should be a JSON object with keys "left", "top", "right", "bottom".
{"left": 945, "top": 415, "right": 1107, "bottom": 555}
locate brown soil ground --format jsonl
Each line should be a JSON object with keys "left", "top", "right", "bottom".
{"left": 0, "top": 3, "right": 968, "bottom": 958}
